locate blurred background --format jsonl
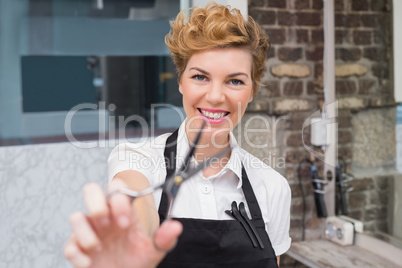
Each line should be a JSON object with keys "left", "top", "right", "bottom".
{"left": 0, "top": 0, "right": 401, "bottom": 267}
{"left": 0, "top": 0, "right": 183, "bottom": 146}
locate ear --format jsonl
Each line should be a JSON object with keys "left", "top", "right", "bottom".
{"left": 248, "top": 89, "right": 254, "bottom": 103}
{"left": 178, "top": 78, "right": 183, "bottom": 95}
{"left": 248, "top": 94, "right": 253, "bottom": 103}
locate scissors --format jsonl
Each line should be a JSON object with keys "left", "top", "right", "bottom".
{"left": 108, "top": 122, "right": 231, "bottom": 218}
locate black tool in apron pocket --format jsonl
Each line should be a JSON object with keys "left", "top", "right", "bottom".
{"left": 239, "top": 202, "right": 265, "bottom": 249}
{"left": 225, "top": 201, "right": 265, "bottom": 249}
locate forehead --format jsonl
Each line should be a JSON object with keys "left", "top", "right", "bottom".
{"left": 185, "top": 47, "right": 252, "bottom": 74}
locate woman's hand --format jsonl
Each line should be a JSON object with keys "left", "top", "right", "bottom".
{"left": 64, "top": 180, "right": 183, "bottom": 268}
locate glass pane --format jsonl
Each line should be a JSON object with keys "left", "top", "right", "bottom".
{"left": 21, "top": 56, "right": 96, "bottom": 112}
{"left": 334, "top": 0, "right": 401, "bottom": 246}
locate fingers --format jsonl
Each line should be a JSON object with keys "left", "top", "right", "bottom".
{"left": 108, "top": 179, "right": 133, "bottom": 228}
{"left": 66, "top": 183, "right": 106, "bottom": 267}
{"left": 64, "top": 234, "right": 92, "bottom": 268}
{"left": 83, "top": 183, "right": 110, "bottom": 229}
{"left": 70, "top": 181, "right": 133, "bottom": 253}
{"left": 70, "top": 212, "right": 102, "bottom": 252}
{"left": 153, "top": 220, "right": 183, "bottom": 252}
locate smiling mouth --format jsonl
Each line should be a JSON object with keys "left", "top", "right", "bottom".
{"left": 197, "top": 108, "right": 230, "bottom": 120}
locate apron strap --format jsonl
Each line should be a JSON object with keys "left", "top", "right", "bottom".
{"left": 240, "top": 165, "right": 264, "bottom": 220}
{"left": 158, "top": 128, "right": 179, "bottom": 220}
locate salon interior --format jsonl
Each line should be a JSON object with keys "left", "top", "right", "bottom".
{"left": 0, "top": 0, "right": 401, "bottom": 267}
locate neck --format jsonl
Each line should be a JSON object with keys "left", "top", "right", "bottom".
{"left": 184, "top": 123, "right": 231, "bottom": 176}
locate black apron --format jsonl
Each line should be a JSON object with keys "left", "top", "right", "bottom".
{"left": 157, "top": 129, "right": 278, "bottom": 268}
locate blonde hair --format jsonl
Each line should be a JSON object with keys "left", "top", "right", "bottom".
{"left": 165, "top": 3, "right": 270, "bottom": 94}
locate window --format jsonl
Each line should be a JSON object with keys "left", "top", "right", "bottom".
{"left": 0, "top": 0, "right": 182, "bottom": 145}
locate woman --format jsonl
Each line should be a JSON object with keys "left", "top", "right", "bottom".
{"left": 64, "top": 3, "right": 291, "bottom": 267}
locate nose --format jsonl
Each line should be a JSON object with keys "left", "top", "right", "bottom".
{"left": 205, "top": 83, "right": 225, "bottom": 104}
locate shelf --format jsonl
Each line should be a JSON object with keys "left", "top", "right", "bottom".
{"left": 286, "top": 236, "right": 400, "bottom": 268}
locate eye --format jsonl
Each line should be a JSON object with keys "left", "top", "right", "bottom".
{"left": 192, "top": 74, "right": 207, "bottom": 81}
{"left": 229, "top": 79, "right": 244, "bottom": 86}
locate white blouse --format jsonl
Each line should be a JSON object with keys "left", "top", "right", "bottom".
{"left": 108, "top": 121, "right": 292, "bottom": 256}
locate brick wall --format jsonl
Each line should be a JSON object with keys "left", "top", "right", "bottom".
{"left": 247, "top": 0, "right": 395, "bottom": 267}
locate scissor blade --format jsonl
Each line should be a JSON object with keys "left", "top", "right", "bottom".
{"left": 179, "top": 121, "right": 206, "bottom": 172}
{"left": 182, "top": 146, "right": 231, "bottom": 181}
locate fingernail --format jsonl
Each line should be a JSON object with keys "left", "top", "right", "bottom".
{"left": 161, "top": 220, "right": 170, "bottom": 226}
{"left": 118, "top": 216, "right": 129, "bottom": 228}
{"left": 101, "top": 217, "right": 110, "bottom": 226}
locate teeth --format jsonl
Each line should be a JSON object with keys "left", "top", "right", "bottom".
{"left": 200, "top": 109, "right": 226, "bottom": 119}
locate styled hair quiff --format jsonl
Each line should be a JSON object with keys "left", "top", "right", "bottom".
{"left": 165, "top": 3, "right": 270, "bottom": 94}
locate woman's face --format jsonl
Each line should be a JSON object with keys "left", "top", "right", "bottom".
{"left": 179, "top": 47, "right": 254, "bottom": 141}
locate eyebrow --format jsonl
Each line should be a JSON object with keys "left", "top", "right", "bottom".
{"left": 189, "top": 67, "right": 249, "bottom": 78}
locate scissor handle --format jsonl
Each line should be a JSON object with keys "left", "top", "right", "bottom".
{"left": 162, "top": 174, "right": 185, "bottom": 214}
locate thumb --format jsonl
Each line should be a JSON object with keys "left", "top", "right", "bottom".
{"left": 153, "top": 220, "right": 183, "bottom": 253}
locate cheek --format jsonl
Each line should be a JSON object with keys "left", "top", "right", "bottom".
{"left": 183, "top": 85, "right": 201, "bottom": 102}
